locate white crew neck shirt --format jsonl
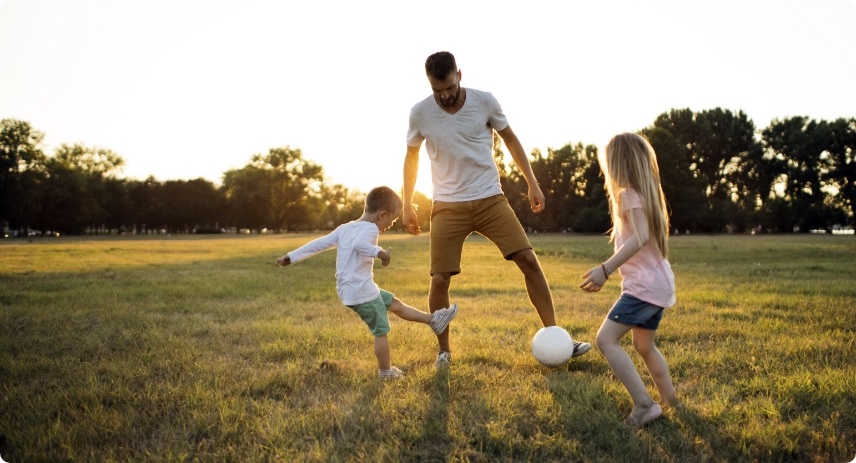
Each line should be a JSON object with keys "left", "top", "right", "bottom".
{"left": 407, "top": 88, "right": 508, "bottom": 202}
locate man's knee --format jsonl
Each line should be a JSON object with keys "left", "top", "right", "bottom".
{"left": 430, "top": 273, "right": 452, "bottom": 292}
{"left": 511, "top": 249, "right": 541, "bottom": 272}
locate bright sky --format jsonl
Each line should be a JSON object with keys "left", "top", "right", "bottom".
{"left": 2, "top": 0, "right": 855, "bottom": 195}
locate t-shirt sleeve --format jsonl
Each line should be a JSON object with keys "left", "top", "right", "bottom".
{"left": 406, "top": 106, "right": 424, "bottom": 148}
{"left": 620, "top": 188, "right": 644, "bottom": 218}
{"left": 353, "top": 226, "right": 382, "bottom": 258}
{"left": 487, "top": 92, "right": 509, "bottom": 132}
{"left": 288, "top": 227, "right": 339, "bottom": 263}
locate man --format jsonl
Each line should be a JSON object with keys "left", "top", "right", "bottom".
{"left": 402, "top": 51, "right": 591, "bottom": 366}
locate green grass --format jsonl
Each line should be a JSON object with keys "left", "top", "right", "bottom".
{"left": 1, "top": 233, "right": 854, "bottom": 462}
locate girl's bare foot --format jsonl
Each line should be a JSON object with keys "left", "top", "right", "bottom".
{"left": 624, "top": 403, "right": 663, "bottom": 428}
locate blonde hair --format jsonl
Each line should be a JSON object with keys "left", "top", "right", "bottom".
{"left": 601, "top": 133, "right": 670, "bottom": 258}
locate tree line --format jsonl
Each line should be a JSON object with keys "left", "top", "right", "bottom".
{"left": 1, "top": 108, "right": 854, "bottom": 237}
{"left": 504, "top": 109, "right": 855, "bottom": 234}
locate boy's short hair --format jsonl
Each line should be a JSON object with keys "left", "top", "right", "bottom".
{"left": 365, "top": 186, "right": 402, "bottom": 214}
{"left": 425, "top": 51, "right": 457, "bottom": 80}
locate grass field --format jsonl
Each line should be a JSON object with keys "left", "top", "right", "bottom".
{"left": 1, "top": 233, "right": 854, "bottom": 462}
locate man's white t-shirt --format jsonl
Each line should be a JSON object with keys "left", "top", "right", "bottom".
{"left": 287, "top": 220, "right": 383, "bottom": 306}
{"left": 407, "top": 88, "right": 508, "bottom": 202}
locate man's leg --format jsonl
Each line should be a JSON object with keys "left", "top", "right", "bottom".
{"left": 429, "top": 272, "right": 453, "bottom": 353}
{"left": 509, "top": 249, "right": 556, "bottom": 327}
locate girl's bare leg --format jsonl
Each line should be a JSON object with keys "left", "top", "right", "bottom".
{"left": 632, "top": 327, "right": 677, "bottom": 406}
{"left": 596, "top": 319, "right": 656, "bottom": 422}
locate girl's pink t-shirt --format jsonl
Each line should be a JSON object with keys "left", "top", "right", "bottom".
{"left": 615, "top": 188, "right": 676, "bottom": 308}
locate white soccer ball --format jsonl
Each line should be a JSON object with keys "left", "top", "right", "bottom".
{"left": 531, "top": 326, "right": 574, "bottom": 367}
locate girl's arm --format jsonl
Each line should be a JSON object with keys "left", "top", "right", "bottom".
{"left": 580, "top": 207, "right": 649, "bottom": 292}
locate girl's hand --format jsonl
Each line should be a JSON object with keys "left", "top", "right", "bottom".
{"left": 579, "top": 266, "right": 608, "bottom": 292}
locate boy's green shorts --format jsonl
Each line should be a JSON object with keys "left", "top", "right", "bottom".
{"left": 347, "top": 289, "right": 394, "bottom": 337}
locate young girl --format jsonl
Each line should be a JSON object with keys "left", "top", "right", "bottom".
{"left": 580, "top": 132, "right": 677, "bottom": 427}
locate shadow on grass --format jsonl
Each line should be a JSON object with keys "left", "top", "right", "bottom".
{"left": 549, "top": 360, "right": 746, "bottom": 461}
{"left": 399, "top": 367, "right": 454, "bottom": 461}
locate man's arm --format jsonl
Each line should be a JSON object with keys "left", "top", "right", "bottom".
{"left": 496, "top": 125, "right": 545, "bottom": 213}
{"left": 402, "top": 144, "right": 421, "bottom": 235}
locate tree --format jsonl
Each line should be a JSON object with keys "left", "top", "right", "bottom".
{"left": 159, "top": 178, "right": 225, "bottom": 233}
{"left": 642, "top": 126, "right": 706, "bottom": 233}
{"left": 0, "top": 119, "right": 46, "bottom": 232}
{"left": 97, "top": 177, "right": 134, "bottom": 234}
{"left": 38, "top": 144, "right": 124, "bottom": 234}
{"left": 822, "top": 118, "right": 856, "bottom": 229}
{"left": 502, "top": 141, "right": 604, "bottom": 233}
{"left": 223, "top": 146, "right": 324, "bottom": 232}
{"left": 653, "top": 108, "right": 766, "bottom": 232}
{"left": 572, "top": 144, "right": 610, "bottom": 233}
{"left": 126, "top": 177, "right": 170, "bottom": 234}
{"left": 762, "top": 117, "right": 840, "bottom": 232}
{"left": 222, "top": 167, "right": 269, "bottom": 231}
{"left": 318, "top": 183, "right": 364, "bottom": 229}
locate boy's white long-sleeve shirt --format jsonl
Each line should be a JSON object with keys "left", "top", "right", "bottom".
{"left": 287, "top": 221, "right": 383, "bottom": 306}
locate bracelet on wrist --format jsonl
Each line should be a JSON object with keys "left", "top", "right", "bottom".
{"left": 601, "top": 263, "right": 612, "bottom": 278}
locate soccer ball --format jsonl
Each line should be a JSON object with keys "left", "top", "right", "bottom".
{"left": 531, "top": 326, "right": 574, "bottom": 367}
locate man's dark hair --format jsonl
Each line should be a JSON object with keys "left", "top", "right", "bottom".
{"left": 425, "top": 51, "right": 457, "bottom": 80}
{"left": 365, "top": 186, "right": 402, "bottom": 213}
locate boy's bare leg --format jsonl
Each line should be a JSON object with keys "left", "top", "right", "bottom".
{"left": 387, "top": 298, "right": 431, "bottom": 323}
{"left": 375, "top": 335, "right": 391, "bottom": 371}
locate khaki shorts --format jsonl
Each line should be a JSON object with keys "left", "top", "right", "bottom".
{"left": 430, "top": 194, "right": 531, "bottom": 275}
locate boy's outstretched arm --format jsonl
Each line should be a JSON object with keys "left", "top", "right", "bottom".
{"left": 278, "top": 228, "right": 340, "bottom": 267}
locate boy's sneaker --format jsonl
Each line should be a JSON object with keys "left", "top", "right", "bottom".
{"left": 435, "top": 351, "right": 452, "bottom": 367}
{"left": 428, "top": 303, "right": 459, "bottom": 335}
{"left": 379, "top": 366, "right": 404, "bottom": 380}
{"left": 572, "top": 341, "right": 592, "bottom": 357}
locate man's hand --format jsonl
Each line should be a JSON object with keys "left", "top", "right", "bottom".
{"left": 276, "top": 255, "right": 291, "bottom": 267}
{"left": 529, "top": 185, "right": 546, "bottom": 213}
{"left": 403, "top": 209, "right": 421, "bottom": 235}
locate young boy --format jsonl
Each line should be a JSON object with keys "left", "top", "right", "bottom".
{"left": 276, "top": 186, "right": 458, "bottom": 380}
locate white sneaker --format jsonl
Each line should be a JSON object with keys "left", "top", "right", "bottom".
{"left": 379, "top": 366, "right": 404, "bottom": 380}
{"left": 435, "top": 351, "right": 452, "bottom": 367}
{"left": 572, "top": 341, "right": 592, "bottom": 357}
{"left": 429, "top": 303, "right": 459, "bottom": 335}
